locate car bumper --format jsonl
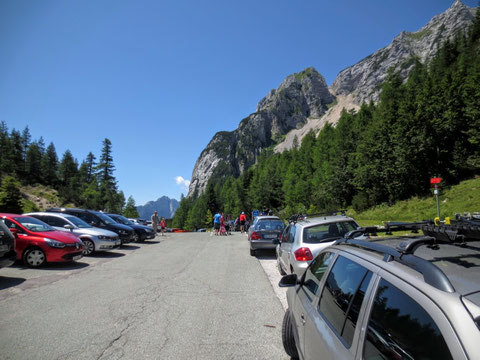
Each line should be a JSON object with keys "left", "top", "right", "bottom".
{"left": 0, "top": 249, "right": 17, "bottom": 268}
{"left": 119, "top": 233, "right": 134, "bottom": 244}
{"left": 45, "top": 247, "right": 84, "bottom": 262}
{"left": 95, "top": 238, "right": 122, "bottom": 250}
{"left": 250, "top": 240, "right": 278, "bottom": 250}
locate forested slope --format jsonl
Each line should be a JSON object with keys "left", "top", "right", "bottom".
{"left": 173, "top": 8, "right": 480, "bottom": 229}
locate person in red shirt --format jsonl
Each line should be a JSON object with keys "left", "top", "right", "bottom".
{"left": 239, "top": 212, "right": 246, "bottom": 233}
{"left": 160, "top": 217, "right": 166, "bottom": 236}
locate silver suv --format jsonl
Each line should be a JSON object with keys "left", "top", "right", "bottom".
{"left": 276, "top": 211, "right": 358, "bottom": 276}
{"left": 26, "top": 212, "right": 121, "bottom": 255}
{"left": 279, "top": 225, "right": 480, "bottom": 360}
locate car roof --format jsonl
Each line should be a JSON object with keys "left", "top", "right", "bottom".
{"left": 255, "top": 216, "right": 281, "bottom": 220}
{"left": 293, "top": 215, "right": 356, "bottom": 227}
{"left": 0, "top": 213, "right": 31, "bottom": 219}
{"left": 332, "top": 236, "right": 480, "bottom": 299}
{"left": 27, "top": 212, "right": 77, "bottom": 219}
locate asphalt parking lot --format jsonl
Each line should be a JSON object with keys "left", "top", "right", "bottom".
{"left": 0, "top": 232, "right": 289, "bottom": 360}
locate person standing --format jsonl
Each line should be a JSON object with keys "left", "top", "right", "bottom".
{"left": 213, "top": 211, "right": 221, "bottom": 235}
{"left": 239, "top": 212, "right": 246, "bottom": 233}
{"left": 151, "top": 211, "right": 160, "bottom": 234}
{"left": 160, "top": 217, "right": 166, "bottom": 236}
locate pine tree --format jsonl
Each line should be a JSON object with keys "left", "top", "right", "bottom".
{"left": 0, "top": 176, "right": 23, "bottom": 213}
{"left": 123, "top": 196, "right": 139, "bottom": 218}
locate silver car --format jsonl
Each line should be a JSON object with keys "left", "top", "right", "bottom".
{"left": 276, "top": 212, "right": 358, "bottom": 276}
{"left": 26, "top": 212, "right": 121, "bottom": 255}
{"left": 279, "top": 229, "right": 480, "bottom": 360}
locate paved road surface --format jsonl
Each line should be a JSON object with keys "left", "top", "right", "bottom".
{"left": 0, "top": 232, "right": 289, "bottom": 360}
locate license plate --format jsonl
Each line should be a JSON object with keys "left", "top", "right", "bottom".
{"left": 73, "top": 255, "right": 82, "bottom": 261}
{"left": 264, "top": 234, "right": 277, "bottom": 239}
{"left": 115, "top": 240, "right": 121, "bottom": 245}
{"left": 0, "top": 244, "right": 8, "bottom": 252}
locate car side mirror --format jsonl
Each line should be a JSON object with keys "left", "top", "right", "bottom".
{"left": 64, "top": 224, "right": 74, "bottom": 232}
{"left": 279, "top": 274, "right": 298, "bottom": 287}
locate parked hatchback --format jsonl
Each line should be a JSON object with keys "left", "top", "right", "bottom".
{"left": 47, "top": 208, "right": 135, "bottom": 245}
{"left": 248, "top": 216, "right": 285, "bottom": 256}
{"left": 0, "top": 213, "right": 83, "bottom": 267}
{"left": 26, "top": 212, "right": 121, "bottom": 255}
{"left": 276, "top": 212, "right": 358, "bottom": 276}
{"left": 279, "top": 228, "right": 480, "bottom": 360}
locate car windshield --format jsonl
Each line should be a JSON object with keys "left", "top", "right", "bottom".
{"left": 112, "top": 215, "right": 134, "bottom": 225}
{"left": 256, "top": 220, "right": 284, "bottom": 231}
{"left": 95, "top": 213, "right": 117, "bottom": 225}
{"left": 303, "top": 221, "right": 358, "bottom": 244}
{"left": 67, "top": 216, "right": 92, "bottom": 229}
{"left": 15, "top": 217, "right": 54, "bottom": 232}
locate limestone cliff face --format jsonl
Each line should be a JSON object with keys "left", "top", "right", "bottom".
{"left": 331, "top": 0, "right": 476, "bottom": 104}
{"left": 188, "top": 1, "right": 477, "bottom": 196}
{"left": 188, "top": 68, "right": 335, "bottom": 196}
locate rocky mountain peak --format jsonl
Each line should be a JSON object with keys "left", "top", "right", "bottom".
{"left": 187, "top": 67, "right": 334, "bottom": 197}
{"left": 330, "top": 0, "right": 475, "bottom": 104}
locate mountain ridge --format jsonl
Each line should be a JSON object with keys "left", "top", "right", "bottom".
{"left": 188, "top": 0, "right": 476, "bottom": 197}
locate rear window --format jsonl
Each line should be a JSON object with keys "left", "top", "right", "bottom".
{"left": 303, "top": 221, "right": 357, "bottom": 243}
{"left": 255, "top": 220, "right": 284, "bottom": 231}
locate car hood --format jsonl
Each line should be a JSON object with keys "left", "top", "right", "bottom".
{"left": 58, "top": 227, "right": 118, "bottom": 237}
{"left": 33, "top": 230, "right": 81, "bottom": 243}
{"left": 108, "top": 223, "right": 134, "bottom": 232}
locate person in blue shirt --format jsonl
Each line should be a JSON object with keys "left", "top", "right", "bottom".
{"left": 213, "top": 212, "right": 222, "bottom": 236}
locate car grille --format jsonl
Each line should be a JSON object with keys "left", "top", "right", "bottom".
{"left": 62, "top": 251, "right": 83, "bottom": 260}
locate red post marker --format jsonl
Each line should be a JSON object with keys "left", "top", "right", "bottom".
{"left": 430, "top": 177, "right": 442, "bottom": 184}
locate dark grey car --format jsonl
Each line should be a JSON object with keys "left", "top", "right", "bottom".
{"left": 248, "top": 216, "right": 285, "bottom": 256}
{"left": 279, "top": 228, "right": 480, "bottom": 359}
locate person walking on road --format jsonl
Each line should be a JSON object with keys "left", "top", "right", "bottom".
{"left": 151, "top": 211, "right": 160, "bottom": 234}
{"left": 213, "top": 211, "right": 221, "bottom": 236}
{"left": 160, "top": 217, "right": 166, "bottom": 236}
{"left": 239, "top": 212, "right": 246, "bottom": 233}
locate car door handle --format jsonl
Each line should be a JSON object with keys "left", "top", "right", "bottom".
{"left": 300, "top": 314, "right": 306, "bottom": 325}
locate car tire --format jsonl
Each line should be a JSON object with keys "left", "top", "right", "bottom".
{"left": 282, "top": 310, "right": 299, "bottom": 359}
{"left": 82, "top": 239, "right": 95, "bottom": 256}
{"left": 250, "top": 248, "right": 256, "bottom": 256}
{"left": 23, "top": 248, "right": 46, "bottom": 268}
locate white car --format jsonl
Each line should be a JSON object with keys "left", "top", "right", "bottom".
{"left": 26, "top": 212, "right": 121, "bottom": 255}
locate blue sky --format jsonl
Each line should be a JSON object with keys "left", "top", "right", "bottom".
{"left": 0, "top": 0, "right": 476, "bottom": 205}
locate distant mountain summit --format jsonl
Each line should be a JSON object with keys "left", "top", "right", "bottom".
{"left": 136, "top": 196, "right": 179, "bottom": 220}
{"left": 188, "top": 0, "right": 477, "bottom": 197}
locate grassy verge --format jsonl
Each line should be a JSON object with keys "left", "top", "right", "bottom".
{"left": 349, "top": 177, "right": 480, "bottom": 227}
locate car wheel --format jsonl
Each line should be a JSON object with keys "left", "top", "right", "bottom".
{"left": 282, "top": 310, "right": 299, "bottom": 359}
{"left": 250, "top": 248, "right": 256, "bottom": 256}
{"left": 23, "top": 248, "right": 46, "bottom": 268}
{"left": 82, "top": 239, "right": 95, "bottom": 256}
{"left": 277, "top": 257, "right": 286, "bottom": 275}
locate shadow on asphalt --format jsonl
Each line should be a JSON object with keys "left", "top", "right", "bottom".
{"left": 88, "top": 251, "right": 125, "bottom": 258}
{"left": 119, "top": 245, "right": 140, "bottom": 250}
{"left": 9, "top": 260, "right": 88, "bottom": 271}
{"left": 0, "top": 276, "right": 26, "bottom": 290}
{"left": 255, "top": 250, "right": 277, "bottom": 260}
{"left": 138, "top": 241, "right": 161, "bottom": 245}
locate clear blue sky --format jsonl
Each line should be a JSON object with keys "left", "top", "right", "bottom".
{"left": 0, "top": 0, "right": 476, "bottom": 205}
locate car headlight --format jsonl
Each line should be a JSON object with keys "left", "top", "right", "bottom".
{"left": 44, "top": 238, "right": 66, "bottom": 248}
{"left": 97, "top": 235, "right": 108, "bottom": 240}
{"left": 118, "top": 230, "right": 127, "bottom": 235}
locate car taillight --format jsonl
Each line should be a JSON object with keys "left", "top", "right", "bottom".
{"left": 251, "top": 231, "right": 262, "bottom": 240}
{"left": 294, "top": 247, "right": 313, "bottom": 261}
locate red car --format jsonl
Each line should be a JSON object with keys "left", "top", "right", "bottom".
{"left": 0, "top": 213, "right": 84, "bottom": 267}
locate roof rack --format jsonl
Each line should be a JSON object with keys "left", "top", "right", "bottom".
{"left": 289, "top": 210, "right": 347, "bottom": 223}
{"left": 336, "top": 237, "right": 455, "bottom": 293}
